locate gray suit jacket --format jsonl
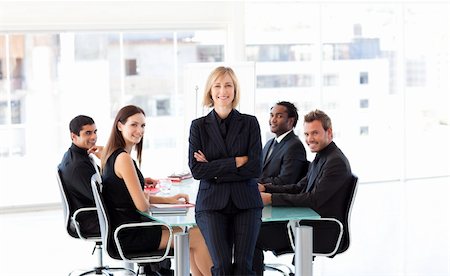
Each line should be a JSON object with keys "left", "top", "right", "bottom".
{"left": 259, "top": 131, "right": 309, "bottom": 185}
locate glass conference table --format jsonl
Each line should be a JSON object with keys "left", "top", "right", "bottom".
{"left": 139, "top": 180, "right": 320, "bottom": 276}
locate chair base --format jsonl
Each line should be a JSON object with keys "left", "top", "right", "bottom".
{"left": 264, "top": 263, "right": 294, "bottom": 276}
{"left": 69, "top": 266, "right": 135, "bottom": 276}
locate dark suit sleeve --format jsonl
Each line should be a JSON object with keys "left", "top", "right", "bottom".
{"left": 265, "top": 176, "right": 306, "bottom": 194}
{"left": 188, "top": 116, "right": 262, "bottom": 182}
{"left": 188, "top": 120, "right": 238, "bottom": 180}
{"left": 268, "top": 157, "right": 349, "bottom": 210}
{"left": 219, "top": 116, "right": 262, "bottom": 182}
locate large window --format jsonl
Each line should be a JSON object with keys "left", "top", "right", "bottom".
{"left": 245, "top": 2, "right": 449, "bottom": 182}
{"left": 403, "top": 4, "right": 449, "bottom": 178}
{"left": 0, "top": 1, "right": 448, "bottom": 208}
{"left": 0, "top": 30, "right": 225, "bottom": 207}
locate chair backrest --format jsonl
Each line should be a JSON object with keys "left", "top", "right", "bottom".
{"left": 57, "top": 157, "right": 103, "bottom": 240}
{"left": 91, "top": 175, "right": 114, "bottom": 258}
{"left": 337, "top": 174, "right": 358, "bottom": 254}
{"left": 91, "top": 173, "right": 175, "bottom": 264}
{"left": 89, "top": 153, "right": 103, "bottom": 184}
{"left": 56, "top": 167, "right": 76, "bottom": 238}
{"left": 284, "top": 174, "right": 359, "bottom": 259}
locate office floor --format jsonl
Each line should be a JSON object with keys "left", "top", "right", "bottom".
{"left": 0, "top": 177, "right": 449, "bottom": 276}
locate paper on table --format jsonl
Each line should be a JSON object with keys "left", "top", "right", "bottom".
{"left": 150, "top": 203, "right": 195, "bottom": 209}
{"left": 149, "top": 203, "right": 194, "bottom": 215}
{"left": 167, "top": 171, "right": 192, "bottom": 182}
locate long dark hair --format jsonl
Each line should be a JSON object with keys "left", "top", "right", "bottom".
{"left": 101, "top": 105, "right": 146, "bottom": 169}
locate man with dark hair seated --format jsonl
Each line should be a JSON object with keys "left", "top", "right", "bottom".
{"left": 59, "top": 115, "right": 173, "bottom": 276}
{"left": 253, "top": 109, "right": 353, "bottom": 275}
{"left": 258, "top": 101, "right": 309, "bottom": 186}
{"left": 59, "top": 115, "right": 102, "bottom": 236}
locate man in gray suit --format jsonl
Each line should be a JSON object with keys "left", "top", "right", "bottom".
{"left": 258, "top": 101, "right": 309, "bottom": 186}
{"left": 253, "top": 109, "right": 353, "bottom": 275}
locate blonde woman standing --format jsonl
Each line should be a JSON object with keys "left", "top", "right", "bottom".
{"left": 189, "top": 67, "right": 263, "bottom": 275}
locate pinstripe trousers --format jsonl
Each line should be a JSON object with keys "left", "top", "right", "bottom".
{"left": 196, "top": 200, "right": 262, "bottom": 275}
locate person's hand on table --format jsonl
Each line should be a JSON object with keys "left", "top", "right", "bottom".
{"left": 167, "top": 193, "right": 190, "bottom": 204}
{"left": 144, "top": 177, "right": 159, "bottom": 188}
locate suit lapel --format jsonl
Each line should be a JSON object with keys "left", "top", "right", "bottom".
{"left": 262, "top": 138, "right": 274, "bottom": 167}
{"left": 306, "top": 157, "right": 325, "bottom": 192}
{"left": 263, "top": 138, "right": 277, "bottom": 166}
{"left": 204, "top": 111, "right": 228, "bottom": 157}
{"left": 263, "top": 131, "right": 295, "bottom": 166}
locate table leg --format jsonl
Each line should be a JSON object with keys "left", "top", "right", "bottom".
{"left": 294, "top": 225, "right": 313, "bottom": 276}
{"left": 174, "top": 232, "right": 190, "bottom": 276}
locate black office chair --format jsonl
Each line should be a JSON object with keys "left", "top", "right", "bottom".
{"left": 265, "top": 174, "right": 359, "bottom": 276}
{"left": 90, "top": 175, "right": 174, "bottom": 276}
{"left": 56, "top": 168, "right": 132, "bottom": 275}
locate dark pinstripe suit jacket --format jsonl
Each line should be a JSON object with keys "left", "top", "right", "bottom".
{"left": 188, "top": 109, "right": 264, "bottom": 212}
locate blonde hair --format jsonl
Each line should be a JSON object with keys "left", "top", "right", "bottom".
{"left": 202, "top": 66, "right": 241, "bottom": 108}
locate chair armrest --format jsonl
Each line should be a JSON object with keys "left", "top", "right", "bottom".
{"left": 72, "top": 207, "right": 100, "bottom": 241}
{"left": 114, "top": 221, "right": 173, "bottom": 263}
{"left": 287, "top": 218, "right": 343, "bottom": 257}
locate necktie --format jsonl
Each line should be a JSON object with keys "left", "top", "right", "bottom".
{"left": 265, "top": 139, "right": 278, "bottom": 162}
{"left": 306, "top": 156, "right": 319, "bottom": 192}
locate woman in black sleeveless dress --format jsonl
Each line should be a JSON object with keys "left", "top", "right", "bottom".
{"left": 101, "top": 105, "right": 212, "bottom": 276}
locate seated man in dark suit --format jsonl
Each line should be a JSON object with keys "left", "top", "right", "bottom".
{"left": 58, "top": 115, "right": 102, "bottom": 237}
{"left": 258, "top": 101, "right": 309, "bottom": 186}
{"left": 253, "top": 109, "right": 353, "bottom": 275}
